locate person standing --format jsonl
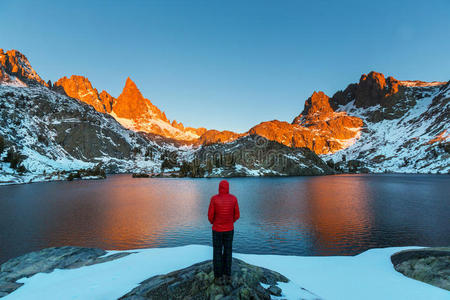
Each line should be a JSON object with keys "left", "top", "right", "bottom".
{"left": 208, "top": 180, "right": 240, "bottom": 285}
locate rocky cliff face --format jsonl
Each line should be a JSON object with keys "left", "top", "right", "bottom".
{"left": 0, "top": 83, "right": 168, "bottom": 184}
{"left": 113, "top": 77, "right": 163, "bottom": 120}
{"left": 330, "top": 71, "right": 447, "bottom": 121}
{"left": 0, "top": 49, "right": 47, "bottom": 87}
{"left": 54, "top": 75, "right": 113, "bottom": 113}
{"left": 110, "top": 77, "right": 209, "bottom": 141}
{"left": 194, "top": 91, "right": 363, "bottom": 155}
{"left": 99, "top": 90, "right": 115, "bottom": 113}
{"left": 187, "top": 135, "right": 334, "bottom": 177}
{"left": 54, "top": 75, "right": 208, "bottom": 142}
{"left": 325, "top": 73, "right": 449, "bottom": 173}
{"left": 247, "top": 91, "right": 363, "bottom": 154}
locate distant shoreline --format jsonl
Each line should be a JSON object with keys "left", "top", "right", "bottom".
{"left": 1, "top": 171, "right": 449, "bottom": 187}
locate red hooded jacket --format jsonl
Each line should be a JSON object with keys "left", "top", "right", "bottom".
{"left": 208, "top": 180, "right": 240, "bottom": 232}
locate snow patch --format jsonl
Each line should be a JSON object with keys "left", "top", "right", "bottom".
{"left": 2, "top": 245, "right": 448, "bottom": 300}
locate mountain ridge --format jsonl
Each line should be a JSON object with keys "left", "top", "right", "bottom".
{"left": 1, "top": 48, "right": 448, "bottom": 181}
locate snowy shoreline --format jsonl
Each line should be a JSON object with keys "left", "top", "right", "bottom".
{"left": 1, "top": 245, "right": 448, "bottom": 299}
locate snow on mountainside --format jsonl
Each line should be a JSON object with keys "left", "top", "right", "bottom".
{"left": 398, "top": 80, "right": 447, "bottom": 87}
{"left": 0, "top": 83, "right": 173, "bottom": 184}
{"left": 324, "top": 72, "right": 450, "bottom": 174}
{"left": 111, "top": 77, "right": 205, "bottom": 141}
{"left": 1, "top": 49, "right": 448, "bottom": 183}
{"left": 0, "top": 49, "right": 335, "bottom": 183}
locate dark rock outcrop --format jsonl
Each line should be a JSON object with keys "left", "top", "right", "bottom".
{"left": 0, "top": 246, "right": 131, "bottom": 297}
{"left": 119, "top": 258, "right": 296, "bottom": 300}
{"left": 391, "top": 247, "right": 450, "bottom": 291}
{"left": 331, "top": 71, "right": 402, "bottom": 109}
{"left": 329, "top": 71, "right": 445, "bottom": 121}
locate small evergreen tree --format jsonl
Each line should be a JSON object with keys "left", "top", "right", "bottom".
{"left": 0, "top": 135, "right": 4, "bottom": 154}
{"left": 4, "top": 147, "right": 27, "bottom": 170}
{"left": 161, "top": 159, "right": 172, "bottom": 172}
{"left": 179, "top": 161, "right": 191, "bottom": 177}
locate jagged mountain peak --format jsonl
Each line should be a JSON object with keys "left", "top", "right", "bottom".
{"left": 123, "top": 77, "right": 140, "bottom": 92}
{"left": 55, "top": 75, "right": 97, "bottom": 94}
{"left": 113, "top": 77, "right": 154, "bottom": 120}
{"left": 57, "top": 74, "right": 93, "bottom": 85}
{"left": 292, "top": 91, "right": 334, "bottom": 125}
{"left": 0, "top": 48, "right": 47, "bottom": 86}
{"left": 54, "top": 75, "right": 111, "bottom": 113}
{"left": 360, "top": 71, "right": 391, "bottom": 88}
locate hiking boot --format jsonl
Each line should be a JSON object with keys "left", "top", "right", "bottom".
{"left": 214, "top": 277, "right": 223, "bottom": 286}
{"left": 223, "top": 275, "right": 232, "bottom": 285}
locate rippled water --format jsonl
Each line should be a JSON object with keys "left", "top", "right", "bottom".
{"left": 0, "top": 174, "right": 449, "bottom": 263}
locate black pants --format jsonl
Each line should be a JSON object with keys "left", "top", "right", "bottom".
{"left": 212, "top": 230, "right": 234, "bottom": 278}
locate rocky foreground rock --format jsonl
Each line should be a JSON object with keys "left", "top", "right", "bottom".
{"left": 391, "top": 247, "right": 450, "bottom": 291}
{"left": 0, "top": 246, "right": 321, "bottom": 299}
{"left": 119, "top": 258, "right": 316, "bottom": 300}
{"left": 0, "top": 246, "right": 131, "bottom": 297}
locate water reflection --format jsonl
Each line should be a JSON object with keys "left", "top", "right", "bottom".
{"left": 40, "top": 178, "right": 205, "bottom": 250}
{"left": 304, "top": 175, "right": 373, "bottom": 255}
{"left": 0, "top": 174, "right": 449, "bottom": 263}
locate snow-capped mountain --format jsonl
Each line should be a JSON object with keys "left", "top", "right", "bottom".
{"left": 0, "top": 82, "right": 175, "bottom": 184}
{"left": 1, "top": 49, "right": 448, "bottom": 184}
{"left": 324, "top": 72, "right": 449, "bottom": 174}
{"left": 111, "top": 77, "right": 207, "bottom": 141}
{"left": 0, "top": 49, "right": 336, "bottom": 183}
{"left": 195, "top": 73, "right": 449, "bottom": 174}
{"left": 246, "top": 91, "right": 363, "bottom": 154}
{"left": 54, "top": 75, "right": 207, "bottom": 141}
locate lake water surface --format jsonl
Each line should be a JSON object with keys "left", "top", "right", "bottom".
{"left": 0, "top": 174, "right": 449, "bottom": 264}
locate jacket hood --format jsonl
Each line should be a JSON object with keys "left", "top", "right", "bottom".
{"left": 218, "top": 180, "right": 229, "bottom": 195}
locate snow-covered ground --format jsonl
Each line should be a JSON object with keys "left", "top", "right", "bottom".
{"left": 3, "top": 245, "right": 448, "bottom": 300}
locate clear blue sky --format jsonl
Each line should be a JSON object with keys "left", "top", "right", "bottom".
{"left": 1, "top": 0, "right": 449, "bottom": 132}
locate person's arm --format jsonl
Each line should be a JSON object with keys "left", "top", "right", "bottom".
{"left": 208, "top": 197, "right": 215, "bottom": 224}
{"left": 233, "top": 198, "right": 240, "bottom": 222}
